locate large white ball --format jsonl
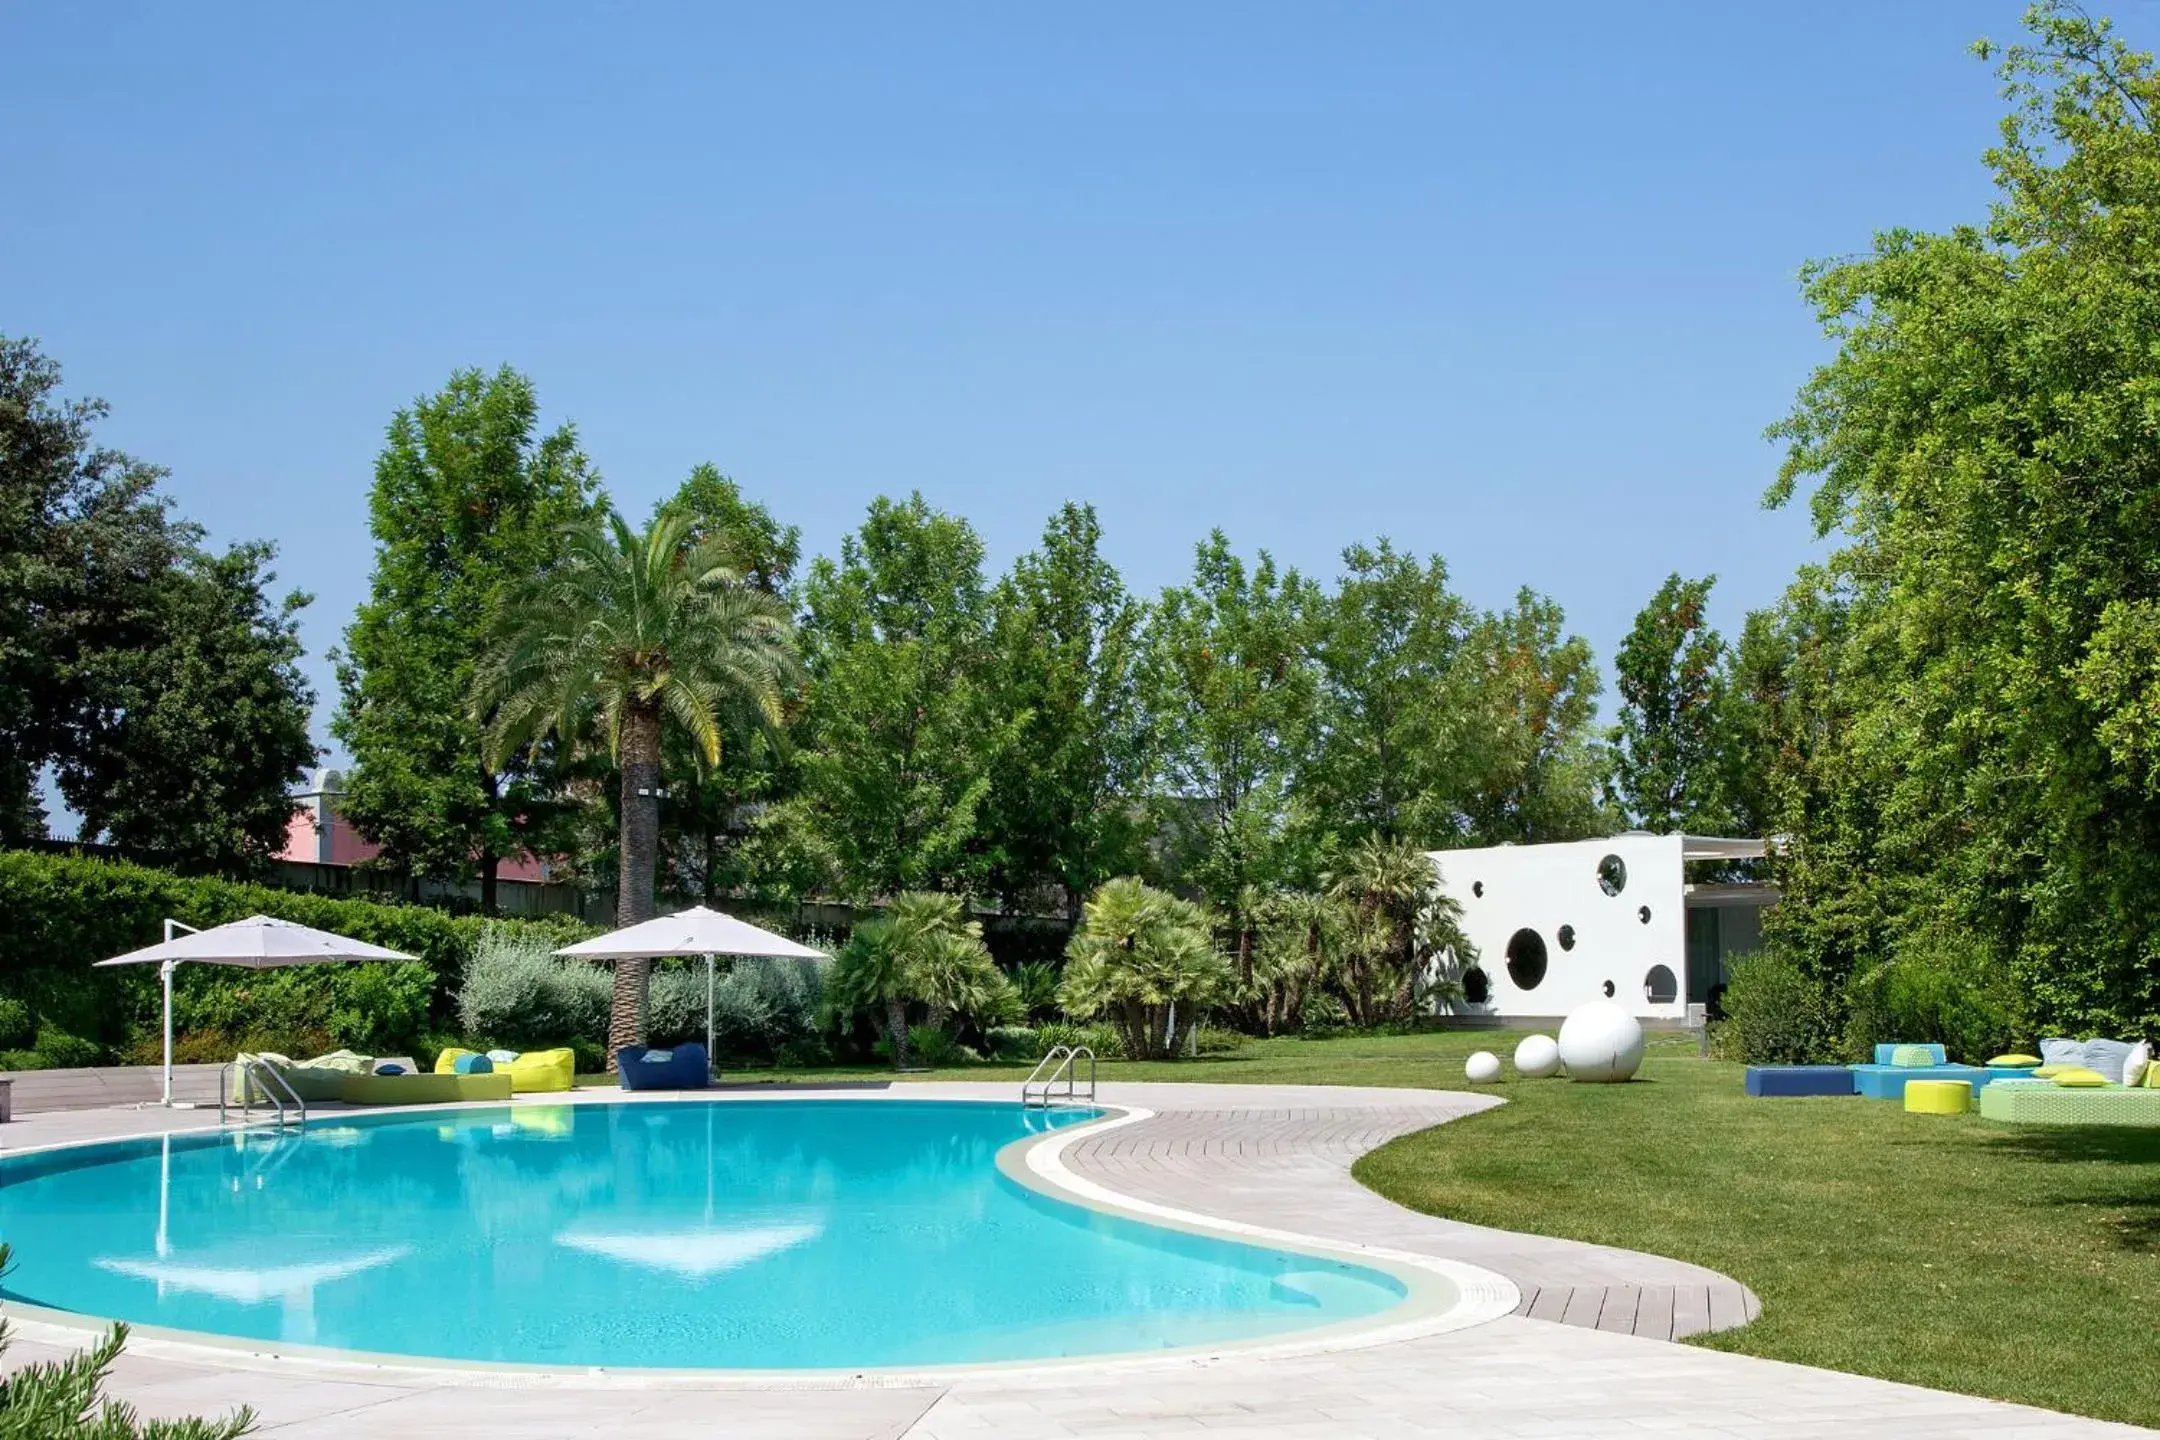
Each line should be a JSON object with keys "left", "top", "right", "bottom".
{"left": 1557, "top": 1001, "right": 1644, "bottom": 1083}
{"left": 1513, "top": 1033, "right": 1562, "bottom": 1079}
{"left": 1464, "top": 1050, "right": 1502, "bottom": 1084}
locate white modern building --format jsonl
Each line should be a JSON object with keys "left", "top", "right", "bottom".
{"left": 1426, "top": 832, "right": 1775, "bottom": 1026}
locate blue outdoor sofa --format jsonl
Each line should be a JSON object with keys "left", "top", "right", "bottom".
{"left": 1850, "top": 1044, "right": 2018, "bottom": 1100}
{"left": 615, "top": 1043, "right": 711, "bottom": 1090}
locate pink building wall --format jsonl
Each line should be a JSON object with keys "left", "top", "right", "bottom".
{"left": 278, "top": 771, "right": 550, "bottom": 881}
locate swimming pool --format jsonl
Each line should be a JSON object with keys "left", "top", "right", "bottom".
{"left": 0, "top": 1100, "right": 1415, "bottom": 1369}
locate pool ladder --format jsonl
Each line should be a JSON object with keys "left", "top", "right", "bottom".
{"left": 221, "top": 1054, "right": 308, "bottom": 1130}
{"left": 1021, "top": 1045, "right": 1096, "bottom": 1108}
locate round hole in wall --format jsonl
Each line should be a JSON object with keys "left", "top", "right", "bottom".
{"left": 1638, "top": 905, "right": 1652, "bottom": 925}
{"left": 1461, "top": 966, "right": 1491, "bottom": 1004}
{"left": 1602, "top": 979, "right": 1616, "bottom": 998}
{"left": 1644, "top": 964, "right": 1679, "bottom": 1004}
{"left": 1471, "top": 881, "right": 1484, "bottom": 898}
{"left": 1504, "top": 928, "right": 1548, "bottom": 991}
{"left": 1557, "top": 924, "right": 1576, "bottom": 951}
{"left": 1597, "top": 854, "right": 1627, "bottom": 897}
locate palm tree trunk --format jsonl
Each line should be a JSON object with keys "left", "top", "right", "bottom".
{"left": 609, "top": 700, "right": 664, "bottom": 1061}
{"left": 886, "top": 995, "right": 912, "bottom": 1068}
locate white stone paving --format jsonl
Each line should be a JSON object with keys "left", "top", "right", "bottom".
{"left": 0, "top": 1082, "right": 2147, "bottom": 1438}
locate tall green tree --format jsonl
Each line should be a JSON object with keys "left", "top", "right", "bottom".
{"left": 334, "top": 367, "right": 598, "bottom": 912}
{"left": 1761, "top": 1, "right": 2160, "bottom": 1034}
{"left": 0, "top": 335, "right": 185, "bottom": 842}
{"left": 1143, "top": 533, "right": 1323, "bottom": 913}
{"left": 60, "top": 544, "right": 317, "bottom": 872}
{"left": 0, "top": 336, "right": 314, "bottom": 869}
{"left": 797, "top": 494, "right": 1017, "bottom": 899}
{"left": 474, "top": 506, "right": 799, "bottom": 1053}
{"left": 648, "top": 466, "right": 804, "bottom": 902}
{"left": 1059, "top": 877, "right": 1228, "bottom": 1060}
{"left": 1302, "top": 539, "right": 1477, "bottom": 845}
{"left": 981, "top": 503, "right": 1150, "bottom": 917}
{"left": 1457, "top": 589, "right": 1609, "bottom": 843}
{"left": 1604, "top": 572, "right": 1731, "bottom": 832}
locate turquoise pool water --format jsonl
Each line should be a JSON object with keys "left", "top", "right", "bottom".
{"left": 0, "top": 1100, "right": 1409, "bottom": 1368}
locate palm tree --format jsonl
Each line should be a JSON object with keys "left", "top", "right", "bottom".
{"left": 829, "top": 918, "right": 912, "bottom": 1067}
{"left": 473, "top": 505, "right": 800, "bottom": 1057}
{"left": 1059, "top": 877, "right": 1227, "bottom": 1059}
{"left": 1327, "top": 833, "right": 1467, "bottom": 1024}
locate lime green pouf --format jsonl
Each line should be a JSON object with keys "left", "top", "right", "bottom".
{"left": 1905, "top": 1079, "right": 1972, "bottom": 1115}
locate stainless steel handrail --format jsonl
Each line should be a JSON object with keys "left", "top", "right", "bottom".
{"left": 1020, "top": 1045, "right": 1097, "bottom": 1107}
{"left": 227, "top": 1053, "right": 307, "bottom": 1129}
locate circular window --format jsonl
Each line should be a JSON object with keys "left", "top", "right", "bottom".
{"left": 1504, "top": 928, "right": 1548, "bottom": 991}
{"left": 1471, "top": 881, "right": 1484, "bottom": 899}
{"left": 1602, "top": 979, "right": 1616, "bottom": 998}
{"left": 1461, "top": 966, "right": 1491, "bottom": 1005}
{"left": 1557, "top": 924, "right": 1576, "bottom": 951}
{"left": 1644, "top": 964, "right": 1679, "bottom": 1004}
{"left": 1637, "top": 905, "right": 1652, "bottom": 925}
{"left": 1597, "top": 854, "right": 1627, "bottom": 896}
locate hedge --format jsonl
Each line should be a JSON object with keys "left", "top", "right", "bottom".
{"left": 0, "top": 849, "right": 595, "bottom": 1066}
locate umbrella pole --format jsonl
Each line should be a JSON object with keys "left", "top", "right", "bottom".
{"left": 705, "top": 954, "right": 715, "bottom": 1080}
{"left": 160, "top": 958, "right": 176, "bottom": 1107}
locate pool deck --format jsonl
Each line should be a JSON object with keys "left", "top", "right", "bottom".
{"left": 0, "top": 1082, "right": 2147, "bottom": 1439}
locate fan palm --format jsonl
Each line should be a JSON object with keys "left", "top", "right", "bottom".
{"left": 1059, "top": 877, "right": 1227, "bottom": 1059}
{"left": 473, "top": 505, "right": 800, "bottom": 1055}
{"left": 1327, "top": 832, "right": 1467, "bottom": 1024}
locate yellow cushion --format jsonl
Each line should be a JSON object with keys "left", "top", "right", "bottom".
{"left": 2051, "top": 1067, "right": 2109, "bottom": 1088}
{"left": 2146, "top": 1061, "right": 2160, "bottom": 1089}
{"left": 1988, "top": 1054, "right": 2041, "bottom": 1068}
{"left": 434, "top": 1047, "right": 478, "bottom": 1075}
{"left": 339, "top": 1072, "right": 512, "bottom": 1105}
{"left": 2031, "top": 1065, "right": 2067, "bottom": 1078}
{"left": 503, "top": 1048, "right": 576, "bottom": 1094}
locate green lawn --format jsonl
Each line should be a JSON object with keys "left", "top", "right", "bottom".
{"left": 701, "top": 1031, "right": 2160, "bottom": 1427}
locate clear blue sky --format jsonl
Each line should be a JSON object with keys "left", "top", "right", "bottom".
{"left": 7, "top": 1, "right": 2056, "bottom": 765}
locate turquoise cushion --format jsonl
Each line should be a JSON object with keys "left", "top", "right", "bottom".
{"left": 451, "top": 1052, "right": 494, "bottom": 1075}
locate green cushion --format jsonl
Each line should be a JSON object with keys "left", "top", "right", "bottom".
{"left": 2052, "top": 1067, "right": 2109, "bottom": 1088}
{"left": 338, "top": 1072, "right": 512, "bottom": 1105}
{"left": 1989, "top": 1053, "right": 2041, "bottom": 1068}
{"left": 1890, "top": 1044, "right": 1940, "bottom": 1068}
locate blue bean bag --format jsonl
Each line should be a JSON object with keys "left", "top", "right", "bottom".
{"left": 615, "top": 1043, "right": 710, "bottom": 1090}
{"left": 1745, "top": 1065, "right": 1853, "bottom": 1097}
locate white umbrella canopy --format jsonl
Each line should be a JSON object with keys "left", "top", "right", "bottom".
{"left": 95, "top": 916, "right": 418, "bottom": 1106}
{"left": 95, "top": 915, "right": 418, "bottom": 970}
{"left": 556, "top": 906, "right": 827, "bottom": 1073}
{"left": 554, "top": 906, "right": 825, "bottom": 961}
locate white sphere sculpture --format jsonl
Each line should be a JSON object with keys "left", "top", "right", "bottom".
{"left": 1513, "top": 1033, "right": 1562, "bottom": 1079}
{"left": 1464, "top": 1050, "right": 1502, "bottom": 1084}
{"left": 1557, "top": 1000, "right": 1645, "bottom": 1083}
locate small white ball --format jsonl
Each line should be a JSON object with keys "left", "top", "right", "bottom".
{"left": 1556, "top": 1000, "right": 1645, "bottom": 1083}
{"left": 1513, "top": 1033, "right": 1562, "bottom": 1079}
{"left": 1464, "top": 1050, "right": 1502, "bottom": 1084}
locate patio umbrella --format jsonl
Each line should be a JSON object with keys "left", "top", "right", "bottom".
{"left": 555, "top": 906, "right": 826, "bottom": 1071}
{"left": 95, "top": 915, "right": 417, "bottom": 1106}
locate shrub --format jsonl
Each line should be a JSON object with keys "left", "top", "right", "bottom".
{"left": 454, "top": 925, "right": 610, "bottom": 1048}
{"left": 1034, "top": 1020, "right": 1124, "bottom": 1059}
{"left": 0, "top": 996, "right": 31, "bottom": 1050}
{"left": 645, "top": 957, "right": 824, "bottom": 1063}
{"left": 1191, "top": 1023, "right": 1245, "bottom": 1057}
{"left": 0, "top": 849, "right": 594, "bottom": 1062}
{"left": 29, "top": 1026, "right": 102, "bottom": 1069}
{"left": 1712, "top": 949, "right": 1839, "bottom": 1063}
{"left": 905, "top": 1024, "right": 975, "bottom": 1068}
{"left": 1841, "top": 927, "right": 2017, "bottom": 1062}
{"left": 1299, "top": 990, "right": 1351, "bottom": 1039}
{"left": 0, "top": 1246, "right": 254, "bottom": 1436}
{"left": 984, "top": 1025, "right": 1040, "bottom": 1061}
{"left": 1010, "top": 961, "right": 1061, "bottom": 1023}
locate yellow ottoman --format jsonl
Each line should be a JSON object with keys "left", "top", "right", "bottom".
{"left": 1905, "top": 1079, "right": 1972, "bottom": 1114}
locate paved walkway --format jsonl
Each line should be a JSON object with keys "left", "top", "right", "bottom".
{"left": 0, "top": 1083, "right": 2147, "bottom": 1438}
